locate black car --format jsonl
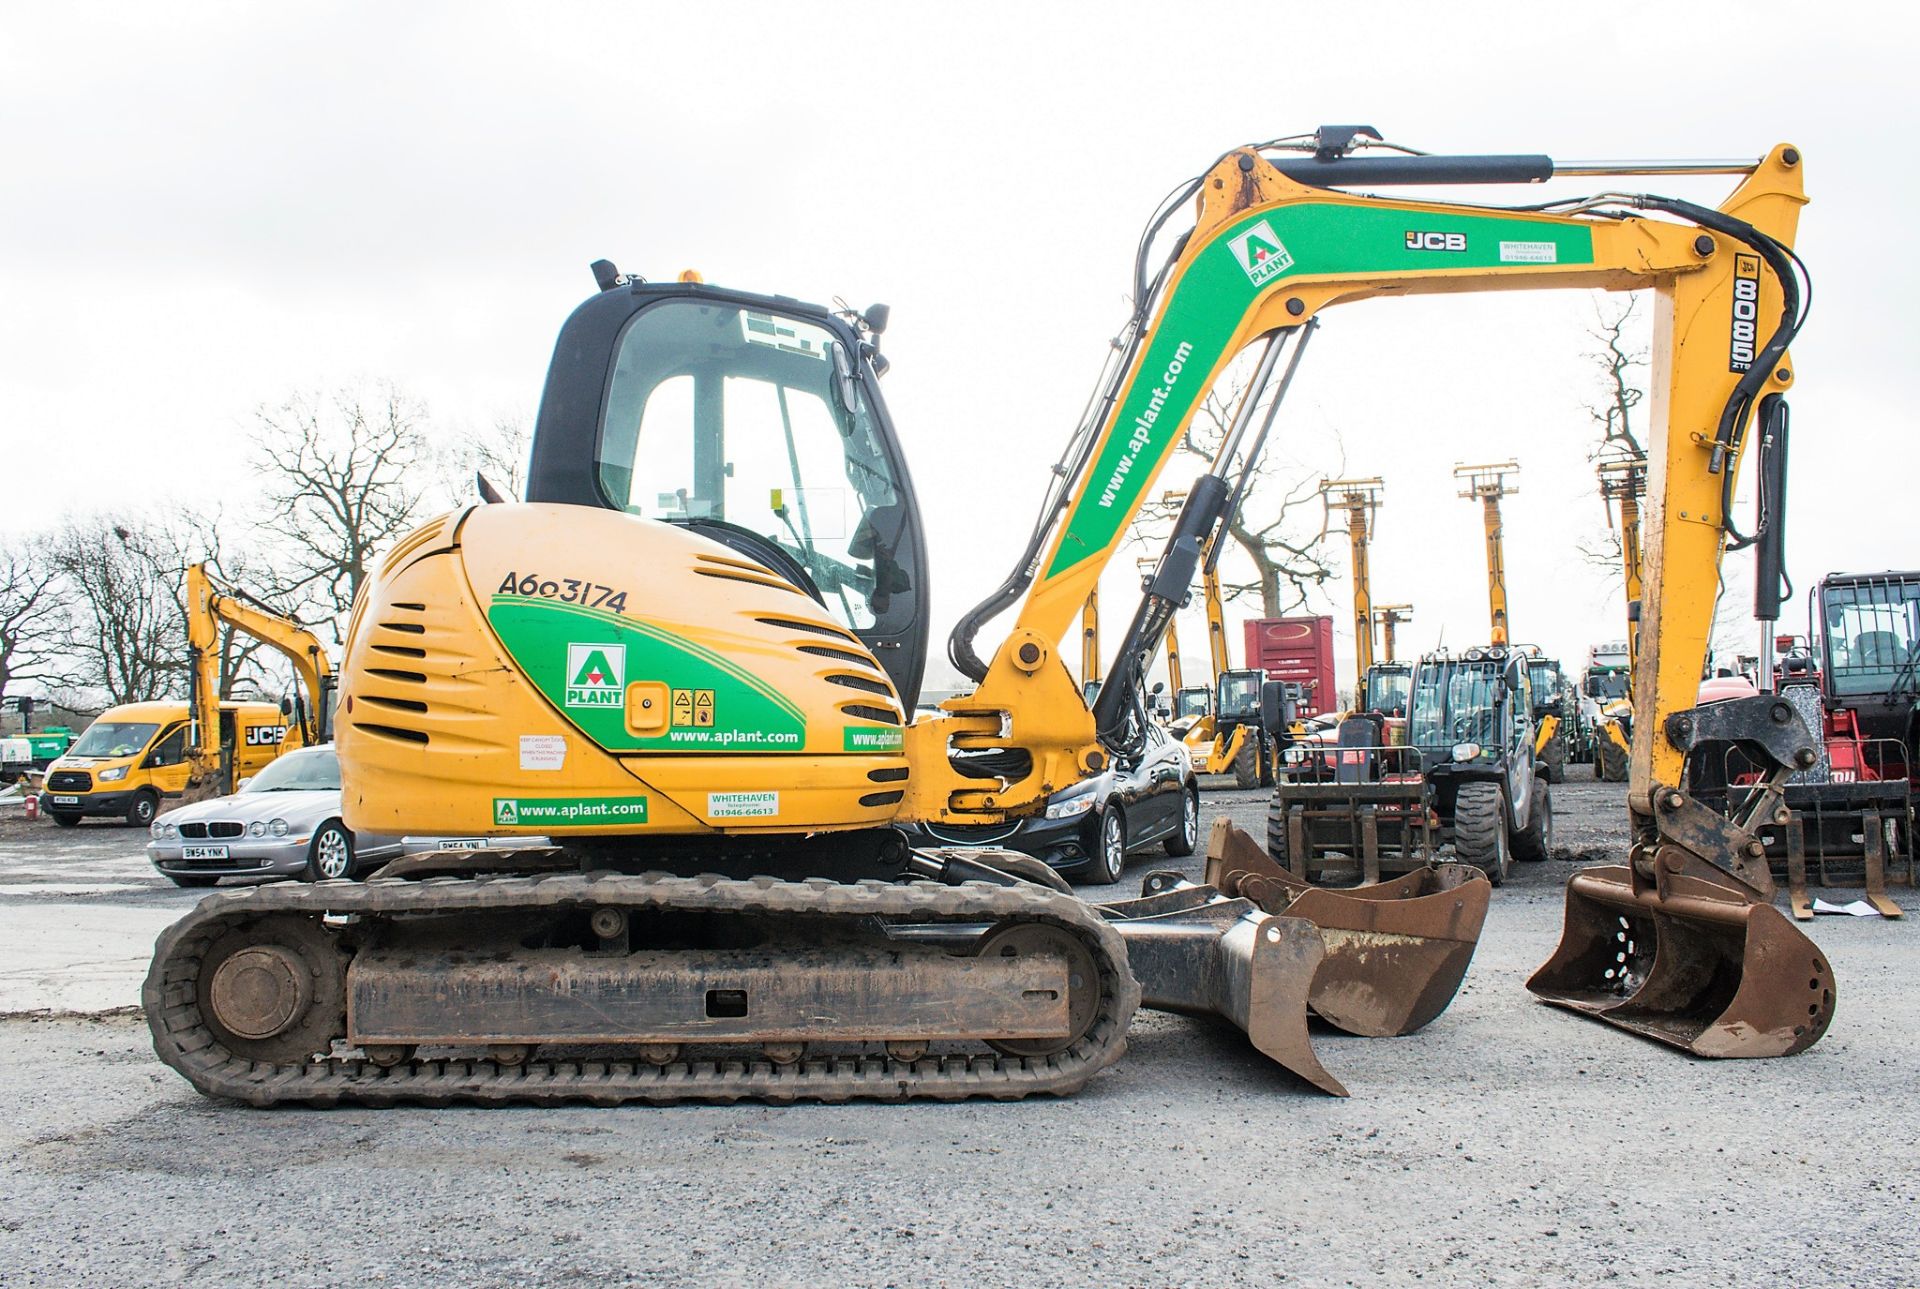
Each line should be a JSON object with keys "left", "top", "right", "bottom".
{"left": 899, "top": 721, "right": 1199, "bottom": 885}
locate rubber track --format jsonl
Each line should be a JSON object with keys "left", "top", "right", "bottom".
{"left": 145, "top": 873, "right": 1140, "bottom": 1107}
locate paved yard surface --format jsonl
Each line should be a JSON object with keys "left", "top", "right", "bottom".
{"left": 0, "top": 783, "right": 1913, "bottom": 1287}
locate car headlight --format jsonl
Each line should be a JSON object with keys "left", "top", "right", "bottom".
{"left": 248, "top": 821, "right": 267, "bottom": 837}
{"left": 98, "top": 765, "right": 129, "bottom": 782}
{"left": 1044, "top": 794, "right": 1098, "bottom": 820}
{"left": 269, "top": 818, "right": 289, "bottom": 837}
{"left": 150, "top": 820, "right": 176, "bottom": 839}
{"left": 1452, "top": 742, "right": 1483, "bottom": 762}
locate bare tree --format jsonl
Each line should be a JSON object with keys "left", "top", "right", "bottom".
{"left": 1586, "top": 295, "right": 1649, "bottom": 462}
{"left": 47, "top": 516, "right": 189, "bottom": 705}
{"left": 253, "top": 386, "right": 429, "bottom": 636}
{"left": 0, "top": 532, "right": 71, "bottom": 705}
{"left": 1138, "top": 375, "right": 1337, "bottom": 617}
{"left": 440, "top": 414, "right": 531, "bottom": 504}
{"left": 1579, "top": 296, "right": 1652, "bottom": 582}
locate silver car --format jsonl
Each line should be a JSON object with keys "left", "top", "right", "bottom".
{"left": 146, "top": 745, "right": 401, "bottom": 888}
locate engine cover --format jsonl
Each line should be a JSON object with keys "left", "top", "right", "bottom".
{"left": 336, "top": 504, "right": 909, "bottom": 838}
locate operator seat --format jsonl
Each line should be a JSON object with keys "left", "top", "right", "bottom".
{"left": 1854, "top": 631, "right": 1907, "bottom": 669}
{"left": 1334, "top": 713, "right": 1384, "bottom": 784}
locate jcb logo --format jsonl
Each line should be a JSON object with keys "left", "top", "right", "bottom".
{"left": 244, "top": 725, "right": 288, "bottom": 747}
{"left": 1405, "top": 231, "right": 1466, "bottom": 252}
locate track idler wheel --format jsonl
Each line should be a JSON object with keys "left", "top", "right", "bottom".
{"left": 978, "top": 921, "right": 1102, "bottom": 1058}
{"left": 199, "top": 916, "right": 347, "bottom": 1065}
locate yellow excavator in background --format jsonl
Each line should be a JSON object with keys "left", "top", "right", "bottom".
{"left": 1591, "top": 454, "right": 1648, "bottom": 781}
{"left": 1178, "top": 550, "right": 1280, "bottom": 787}
{"left": 150, "top": 126, "right": 1831, "bottom": 1108}
{"left": 181, "top": 563, "right": 336, "bottom": 796}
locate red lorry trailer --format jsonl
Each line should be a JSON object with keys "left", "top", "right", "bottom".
{"left": 1244, "top": 616, "right": 1337, "bottom": 718}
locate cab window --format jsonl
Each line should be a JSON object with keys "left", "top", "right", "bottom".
{"left": 594, "top": 300, "right": 908, "bottom": 631}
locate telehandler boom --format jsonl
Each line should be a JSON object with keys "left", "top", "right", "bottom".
{"left": 149, "top": 127, "right": 1830, "bottom": 1109}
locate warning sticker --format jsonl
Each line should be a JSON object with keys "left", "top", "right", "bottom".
{"left": 672, "top": 688, "right": 716, "bottom": 727}
{"left": 519, "top": 735, "right": 567, "bottom": 771}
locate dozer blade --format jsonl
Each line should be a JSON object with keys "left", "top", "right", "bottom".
{"left": 1527, "top": 863, "right": 1835, "bottom": 1057}
{"left": 1099, "top": 887, "right": 1347, "bottom": 1096}
{"left": 1199, "top": 819, "right": 1490, "bottom": 1037}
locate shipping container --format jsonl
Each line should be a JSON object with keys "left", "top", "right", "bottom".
{"left": 1243, "top": 616, "right": 1338, "bottom": 717}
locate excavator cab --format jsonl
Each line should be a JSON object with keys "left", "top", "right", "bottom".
{"left": 523, "top": 275, "right": 932, "bottom": 707}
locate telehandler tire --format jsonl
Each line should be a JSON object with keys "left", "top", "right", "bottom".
{"left": 1453, "top": 781, "right": 1511, "bottom": 885}
{"left": 1595, "top": 733, "right": 1629, "bottom": 783}
{"left": 1513, "top": 776, "right": 1553, "bottom": 861}
{"left": 1232, "top": 735, "right": 1261, "bottom": 789}
{"left": 1540, "top": 737, "right": 1566, "bottom": 784}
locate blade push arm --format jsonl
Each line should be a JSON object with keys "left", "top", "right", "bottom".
{"left": 903, "top": 140, "right": 1804, "bottom": 827}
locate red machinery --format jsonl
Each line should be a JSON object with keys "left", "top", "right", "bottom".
{"left": 1244, "top": 616, "right": 1336, "bottom": 718}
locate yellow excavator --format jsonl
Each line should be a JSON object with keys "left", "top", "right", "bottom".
{"left": 149, "top": 126, "right": 1832, "bottom": 1107}
{"left": 181, "top": 562, "right": 336, "bottom": 795}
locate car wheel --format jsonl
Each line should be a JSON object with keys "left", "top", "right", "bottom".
{"left": 1453, "top": 781, "right": 1511, "bottom": 886}
{"left": 306, "top": 821, "right": 356, "bottom": 881}
{"left": 1163, "top": 785, "right": 1199, "bottom": 857}
{"left": 50, "top": 811, "right": 81, "bottom": 828}
{"left": 167, "top": 873, "right": 219, "bottom": 889}
{"left": 125, "top": 791, "right": 158, "bottom": 829}
{"left": 1085, "top": 805, "right": 1126, "bottom": 885}
{"left": 1514, "top": 776, "right": 1553, "bottom": 861}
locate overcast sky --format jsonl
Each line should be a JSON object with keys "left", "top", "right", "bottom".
{"left": 5, "top": 2, "right": 1915, "bottom": 697}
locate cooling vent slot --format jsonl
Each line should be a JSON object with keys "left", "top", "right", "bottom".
{"left": 696, "top": 566, "right": 803, "bottom": 593}
{"left": 826, "top": 673, "right": 895, "bottom": 698}
{"left": 391, "top": 602, "right": 427, "bottom": 611}
{"left": 354, "top": 722, "right": 429, "bottom": 745}
{"left": 797, "top": 643, "right": 878, "bottom": 668}
{"left": 378, "top": 622, "right": 426, "bottom": 635}
{"left": 357, "top": 694, "right": 428, "bottom": 715}
{"left": 756, "top": 616, "right": 859, "bottom": 643}
{"left": 841, "top": 703, "right": 902, "bottom": 726}
{"left": 371, "top": 643, "right": 426, "bottom": 659}
{"left": 859, "top": 790, "right": 905, "bottom": 807}
{"left": 365, "top": 668, "right": 427, "bottom": 685}
{"left": 867, "top": 766, "right": 910, "bottom": 783}
{"left": 379, "top": 518, "right": 453, "bottom": 574}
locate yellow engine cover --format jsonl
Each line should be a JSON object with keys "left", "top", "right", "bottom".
{"left": 337, "top": 505, "right": 909, "bottom": 838}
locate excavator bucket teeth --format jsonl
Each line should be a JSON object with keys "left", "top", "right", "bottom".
{"left": 1200, "top": 819, "right": 1490, "bottom": 1036}
{"left": 1527, "top": 866, "right": 1835, "bottom": 1058}
{"left": 1101, "top": 888, "right": 1346, "bottom": 1096}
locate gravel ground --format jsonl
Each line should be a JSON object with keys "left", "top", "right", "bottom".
{"left": 0, "top": 783, "right": 1914, "bottom": 1287}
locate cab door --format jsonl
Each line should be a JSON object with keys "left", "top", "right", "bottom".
{"left": 142, "top": 723, "right": 194, "bottom": 798}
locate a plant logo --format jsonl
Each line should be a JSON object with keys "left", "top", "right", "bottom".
{"left": 495, "top": 799, "right": 518, "bottom": 824}
{"left": 565, "top": 643, "right": 626, "bottom": 708}
{"left": 1228, "top": 220, "right": 1293, "bottom": 285}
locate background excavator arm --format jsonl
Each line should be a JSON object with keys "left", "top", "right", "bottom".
{"left": 186, "top": 562, "right": 337, "bottom": 782}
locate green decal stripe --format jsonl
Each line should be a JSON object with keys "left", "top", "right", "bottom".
{"left": 493, "top": 795, "right": 649, "bottom": 826}
{"left": 1043, "top": 203, "right": 1595, "bottom": 580}
{"left": 486, "top": 598, "right": 806, "bottom": 754}
{"left": 491, "top": 595, "right": 805, "bottom": 725}
{"left": 843, "top": 726, "right": 905, "bottom": 752}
